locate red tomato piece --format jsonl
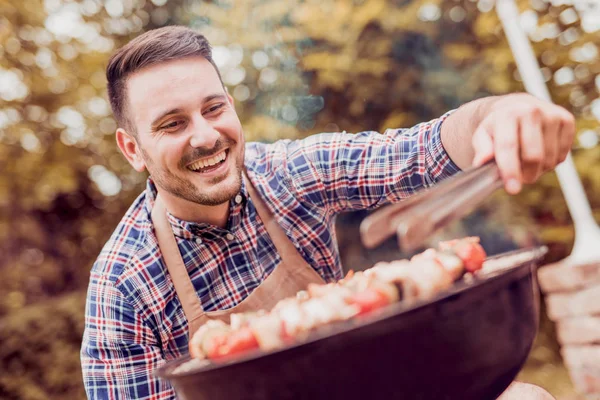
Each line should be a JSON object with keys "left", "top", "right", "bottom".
{"left": 453, "top": 242, "right": 486, "bottom": 273}
{"left": 226, "top": 327, "right": 259, "bottom": 354}
{"left": 347, "top": 289, "right": 391, "bottom": 315}
{"left": 207, "top": 327, "right": 259, "bottom": 359}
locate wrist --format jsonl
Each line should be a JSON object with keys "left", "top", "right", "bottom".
{"left": 472, "top": 95, "right": 501, "bottom": 124}
{"left": 424, "top": 110, "right": 462, "bottom": 184}
{"left": 441, "top": 96, "right": 500, "bottom": 169}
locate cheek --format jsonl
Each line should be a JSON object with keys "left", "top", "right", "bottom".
{"left": 219, "top": 112, "right": 243, "bottom": 139}
{"left": 155, "top": 141, "right": 186, "bottom": 170}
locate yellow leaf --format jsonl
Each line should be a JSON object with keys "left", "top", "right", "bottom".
{"left": 443, "top": 44, "right": 476, "bottom": 63}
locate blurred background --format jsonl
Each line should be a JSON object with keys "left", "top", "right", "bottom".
{"left": 1, "top": 0, "right": 599, "bottom": 398}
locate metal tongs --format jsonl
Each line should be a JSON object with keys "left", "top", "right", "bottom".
{"left": 360, "top": 161, "right": 503, "bottom": 253}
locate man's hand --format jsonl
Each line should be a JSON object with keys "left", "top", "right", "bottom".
{"left": 441, "top": 93, "right": 576, "bottom": 194}
{"left": 471, "top": 93, "right": 575, "bottom": 194}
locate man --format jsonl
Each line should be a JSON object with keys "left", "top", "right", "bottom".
{"left": 81, "top": 25, "right": 571, "bottom": 399}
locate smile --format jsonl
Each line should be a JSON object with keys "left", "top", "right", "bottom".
{"left": 187, "top": 150, "right": 228, "bottom": 173}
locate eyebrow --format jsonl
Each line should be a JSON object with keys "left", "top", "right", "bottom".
{"left": 149, "top": 93, "right": 228, "bottom": 130}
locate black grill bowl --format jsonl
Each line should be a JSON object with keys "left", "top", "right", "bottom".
{"left": 155, "top": 248, "right": 544, "bottom": 400}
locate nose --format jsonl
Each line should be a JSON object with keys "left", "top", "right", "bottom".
{"left": 189, "top": 115, "right": 220, "bottom": 149}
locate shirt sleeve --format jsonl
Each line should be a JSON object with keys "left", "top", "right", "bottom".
{"left": 282, "top": 110, "right": 461, "bottom": 214}
{"left": 81, "top": 269, "right": 175, "bottom": 400}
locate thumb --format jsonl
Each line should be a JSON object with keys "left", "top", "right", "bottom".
{"left": 471, "top": 126, "right": 494, "bottom": 167}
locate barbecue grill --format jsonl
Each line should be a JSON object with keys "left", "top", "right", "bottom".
{"left": 156, "top": 247, "right": 545, "bottom": 400}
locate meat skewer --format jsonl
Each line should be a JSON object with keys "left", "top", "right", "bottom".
{"left": 189, "top": 237, "right": 486, "bottom": 361}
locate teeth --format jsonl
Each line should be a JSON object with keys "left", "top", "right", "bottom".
{"left": 189, "top": 151, "right": 226, "bottom": 171}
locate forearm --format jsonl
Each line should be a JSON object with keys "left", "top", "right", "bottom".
{"left": 440, "top": 96, "right": 500, "bottom": 169}
{"left": 282, "top": 115, "right": 460, "bottom": 214}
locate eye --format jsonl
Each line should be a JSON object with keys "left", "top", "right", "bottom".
{"left": 205, "top": 103, "right": 225, "bottom": 115}
{"left": 160, "top": 120, "right": 185, "bottom": 132}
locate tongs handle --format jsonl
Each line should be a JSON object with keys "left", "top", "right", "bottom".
{"left": 360, "top": 162, "right": 503, "bottom": 252}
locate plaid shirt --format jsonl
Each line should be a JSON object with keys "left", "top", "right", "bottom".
{"left": 81, "top": 113, "right": 460, "bottom": 399}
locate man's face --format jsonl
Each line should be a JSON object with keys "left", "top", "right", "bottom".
{"left": 125, "top": 56, "right": 244, "bottom": 206}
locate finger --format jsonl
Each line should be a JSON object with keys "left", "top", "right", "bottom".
{"left": 519, "top": 109, "right": 545, "bottom": 184}
{"left": 542, "top": 114, "right": 560, "bottom": 172}
{"left": 557, "top": 108, "right": 576, "bottom": 163}
{"left": 471, "top": 126, "right": 494, "bottom": 167}
{"left": 493, "top": 116, "right": 523, "bottom": 194}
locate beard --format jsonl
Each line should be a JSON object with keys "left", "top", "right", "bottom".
{"left": 141, "top": 139, "right": 244, "bottom": 206}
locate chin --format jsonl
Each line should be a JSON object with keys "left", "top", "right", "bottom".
{"left": 198, "top": 171, "right": 242, "bottom": 206}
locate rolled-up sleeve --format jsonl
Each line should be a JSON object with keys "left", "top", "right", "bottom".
{"left": 422, "top": 110, "right": 461, "bottom": 184}
{"left": 280, "top": 110, "right": 461, "bottom": 214}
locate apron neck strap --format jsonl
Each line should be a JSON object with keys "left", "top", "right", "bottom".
{"left": 151, "top": 196, "right": 204, "bottom": 323}
{"left": 243, "top": 171, "right": 310, "bottom": 268}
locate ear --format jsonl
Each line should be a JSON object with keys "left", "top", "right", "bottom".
{"left": 116, "top": 128, "right": 146, "bottom": 172}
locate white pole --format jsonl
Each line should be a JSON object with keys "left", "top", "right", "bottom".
{"left": 496, "top": 0, "right": 600, "bottom": 265}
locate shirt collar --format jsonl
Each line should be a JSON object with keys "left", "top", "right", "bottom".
{"left": 144, "top": 176, "right": 248, "bottom": 240}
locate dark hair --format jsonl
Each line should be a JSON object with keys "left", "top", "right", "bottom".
{"left": 106, "top": 26, "right": 223, "bottom": 132}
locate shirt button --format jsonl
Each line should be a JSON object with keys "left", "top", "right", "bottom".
{"left": 194, "top": 238, "right": 203, "bottom": 244}
{"left": 226, "top": 233, "right": 235, "bottom": 241}
{"left": 235, "top": 194, "right": 242, "bottom": 204}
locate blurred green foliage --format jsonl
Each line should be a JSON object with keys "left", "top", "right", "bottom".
{"left": 0, "top": 292, "right": 86, "bottom": 400}
{"left": 1, "top": 0, "right": 598, "bottom": 398}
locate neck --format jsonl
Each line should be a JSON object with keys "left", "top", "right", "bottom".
{"left": 157, "top": 190, "right": 230, "bottom": 228}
